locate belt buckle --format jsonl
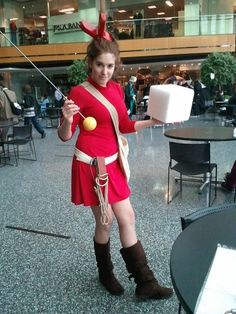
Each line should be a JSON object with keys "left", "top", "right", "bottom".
{"left": 90, "top": 157, "right": 97, "bottom": 166}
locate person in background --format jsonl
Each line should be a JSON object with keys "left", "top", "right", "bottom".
{"left": 221, "top": 160, "right": 236, "bottom": 192}
{"left": 40, "top": 94, "right": 50, "bottom": 117}
{"left": 22, "top": 84, "right": 46, "bottom": 138}
{"left": 191, "top": 74, "right": 206, "bottom": 116}
{"left": 9, "top": 19, "right": 17, "bottom": 45}
{"left": 58, "top": 12, "right": 173, "bottom": 301}
{"left": 141, "top": 75, "right": 153, "bottom": 119}
{"left": 164, "top": 71, "right": 177, "bottom": 84}
{"left": 0, "top": 74, "right": 19, "bottom": 140}
{"left": 124, "top": 76, "right": 137, "bottom": 118}
{"left": 223, "top": 86, "right": 236, "bottom": 118}
{"left": 133, "top": 11, "right": 143, "bottom": 38}
{"left": 143, "top": 80, "right": 152, "bottom": 97}
{"left": 215, "top": 90, "right": 225, "bottom": 102}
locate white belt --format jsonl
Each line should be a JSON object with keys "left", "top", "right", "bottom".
{"left": 74, "top": 147, "right": 118, "bottom": 165}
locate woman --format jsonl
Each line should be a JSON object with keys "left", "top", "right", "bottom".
{"left": 58, "top": 14, "right": 172, "bottom": 301}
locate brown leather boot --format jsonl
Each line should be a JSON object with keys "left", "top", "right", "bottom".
{"left": 94, "top": 239, "right": 124, "bottom": 295}
{"left": 120, "top": 240, "right": 173, "bottom": 300}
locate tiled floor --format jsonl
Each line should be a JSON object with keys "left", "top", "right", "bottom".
{"left": 0, "top": 113, "right": 235, "bottom": 314}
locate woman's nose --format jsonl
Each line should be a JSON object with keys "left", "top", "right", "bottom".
{"left": 102, "top": 66, "right": 108, "bottom": 74}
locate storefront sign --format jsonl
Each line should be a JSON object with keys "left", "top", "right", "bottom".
{"left": 53, "top": 22, "right": 80, "bottom": 33}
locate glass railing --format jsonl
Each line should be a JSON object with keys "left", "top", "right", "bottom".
{"left": 104, "top": 14, "right": 235, "bottom": 39}
{"left": 0, "top": 14, "right": 235, "bottom": 48}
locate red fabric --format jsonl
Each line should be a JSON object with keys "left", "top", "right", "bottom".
{"left": 10, "top": 21, "right": 17, "bottom": 31}
{"left": 67, "top": 77, "right": 136, "bottom": 206}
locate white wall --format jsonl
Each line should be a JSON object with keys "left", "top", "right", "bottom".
{"left": 200, "top": 0, "right": 235, "bottom": 34}
{"left": 202, "top": 0, "right": 235, "bottom": 14}
{"left": 184, "top": 0, "right": 200, "bottom": 35}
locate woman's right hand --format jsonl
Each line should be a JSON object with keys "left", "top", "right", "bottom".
{"left": 61, "top": 99, "right": 80, "bottom": 124}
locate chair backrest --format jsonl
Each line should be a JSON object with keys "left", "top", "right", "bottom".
{"left": 13, "top": 124, "right": 32, "bottom": 140}
{"left": 46, "top": 107, "right": 60, "bottom": 118}
{"left": 181, "top": 203, "right": 236, "bottom": 230}
{"left": 169, "top": 142, "right": 211, "bottom": 164}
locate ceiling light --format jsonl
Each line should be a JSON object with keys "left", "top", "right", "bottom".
{"left": 157, "top": 12, "right": 165, "bottom": 15}
{"left": 118, "top": 9, "right": 126, "bottom": 13}
{"left": 59, "top": 8, "right": 75, "bottom": 13}
{"left": 10, "top": 18, "right": 18, "bottom": 21}
{"left": 39, "top": 15, "right": 47, "bottom": 19}
{"left": 165, "top": 1, "right": 173, "bottom": 7}
{"left": 148, "top": 5, "right": 157, "bottom": 9}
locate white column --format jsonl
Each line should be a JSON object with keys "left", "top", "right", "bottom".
{"left": 184, "top": 0, "right": 200, "bottom": 35}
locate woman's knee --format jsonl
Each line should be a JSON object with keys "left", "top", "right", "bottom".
{"left": 96, "top": 220, "right": 113, "bottom": 234}
{"left": 113, "top": 202, "right": 136, "bottom": 229}
{"left": 120, "top": 214, "right": 135, "bottom": 230}
{"left": 91, "top": 205, "right": 114, "bottom": 233}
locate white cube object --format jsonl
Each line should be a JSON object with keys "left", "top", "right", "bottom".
{"left": 147, "top": 84, "right": 194, "bottom": 123}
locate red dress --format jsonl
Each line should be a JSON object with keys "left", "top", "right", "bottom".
{"left": 67, "top": 77, "right": 136, "bottom": 206}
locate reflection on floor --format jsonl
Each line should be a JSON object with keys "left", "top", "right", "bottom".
{"left": 0, "top": 113, "right": 235, "bottom": 313}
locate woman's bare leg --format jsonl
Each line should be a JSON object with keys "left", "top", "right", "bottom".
{"left": 112, "top": 199, "right": 173, "bottom": 299}
{"left": 111, "top": 198, "right": 137, "bottom": 248}
{"left": 91, "top": 205, "right": 114, "bottom": 243}
{"left": 91, "top": 205, "right": 124, "bottom": 295}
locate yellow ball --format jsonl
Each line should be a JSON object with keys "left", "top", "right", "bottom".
{"left": 83, "top": 116, "right": 97, "bottom": 131}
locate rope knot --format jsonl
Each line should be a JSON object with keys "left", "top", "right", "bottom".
{"left": 94, "top": 173, "right": 109, "bottom": 225}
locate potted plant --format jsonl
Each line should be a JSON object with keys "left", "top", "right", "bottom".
{"left": 68, "top": 59, "right": 88, "bottom": 87}
{"left": 200, "top": 52, "right": 236, "bottom": 93}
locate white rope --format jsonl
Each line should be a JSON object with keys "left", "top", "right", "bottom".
{"left": 94, "top": 173, "right": 109, "bottom": 225}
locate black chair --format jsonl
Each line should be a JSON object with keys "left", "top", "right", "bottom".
{"left": 167, "top": 142, "right": 217, "bottom": 207}
{"left": 0, "top": 141, "right": 8, "bottom": 167}
{"left": 6, "top": 125, "right": 37, "bottom": 165}
{"left": 177, "top": 202, "right": 236, "bottom": 313}
{"left": 0, "top": 134, "right": 18, "bottom": 166}
{"left": 46, "top": 107, "right": 60, "bottom": 127}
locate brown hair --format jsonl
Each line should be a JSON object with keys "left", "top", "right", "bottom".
{"left": 23, "top": 84, "right": 32, "bottom": 93}
{"left": 86, "top": 38, "right": 120, "bottom": 74}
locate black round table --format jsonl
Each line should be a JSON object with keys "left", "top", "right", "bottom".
{"left": 164, "top": 126, "right": 236, "bottom": 142}
{"left": 0, "top": 120, "right": 18, "bottom": 129}
{"left": 170, "top": 205, "right": 236, "bottom": 313}
{"left": 0, "top": 120, "right": 18, "bottom": 141}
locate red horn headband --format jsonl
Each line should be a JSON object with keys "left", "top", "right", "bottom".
{"left": 79, "top": 12, "right": 113, "bottom": 41}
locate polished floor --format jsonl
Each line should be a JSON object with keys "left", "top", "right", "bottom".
{"left": 0, "top": 112, "right": 235, "bottom": 314}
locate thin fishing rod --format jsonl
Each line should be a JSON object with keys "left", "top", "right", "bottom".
{"left": 0, "top": 30, "right": 86, "bottom": 120}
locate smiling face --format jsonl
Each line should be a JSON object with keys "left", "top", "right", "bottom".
{"left": 90, "top": 53, "right": 116, "bottom": 87}
{"left": 86, "top": 38, "right": 121, "bottom": 86}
